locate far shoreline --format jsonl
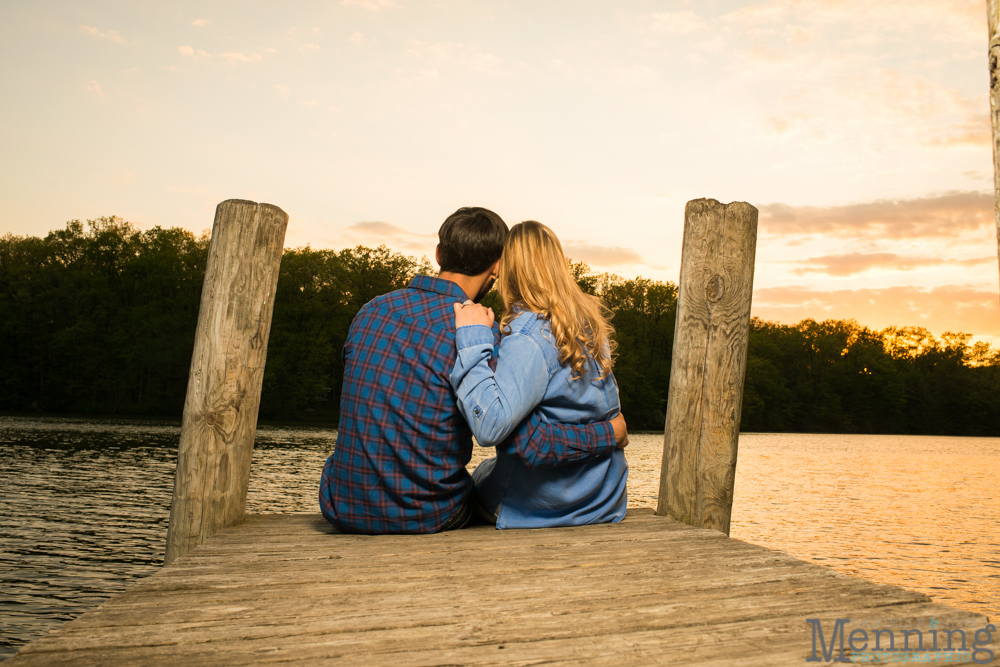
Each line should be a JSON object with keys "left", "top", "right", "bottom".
{"left": 3, "top": 412, "right": 1000, "bottom": 440}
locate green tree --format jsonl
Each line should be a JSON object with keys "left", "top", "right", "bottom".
{"left": 259, "top": 245, "right": 431, "bottom": 420}
{"left": 2, "top": 222, "right": 998, "bottom": 436}
{"left": 0, "top": 218, "right": 207, "bottom": 413}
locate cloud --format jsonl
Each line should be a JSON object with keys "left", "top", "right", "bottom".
{"left": 329, "top": 221, "right": 436, "bottom": 255}
{"left": 346, "top": 221, "right": 429, "bottom": 237}
{"left": 192, "top": 18, "right": 210, "bottom": 27}
{"left": 273, "top": 84, "right": 290, "bottom": 98}
{"left": 177, "top": 45, "right": 211, "bottom": 58}
{"left": 79, "top": 25, "right": 127, "bottom": 44}
{"left": 785, "top": 24, "right": 819, "bottom": 46}
{"left": 340, "top": 0, "right": 399, "bottom": 10}
{"left": 923, "top": 112, "right": 991, "bottom": 147}
{"left": 765, "top": 113, "right": 811, "bottom": 135}
{"left": 721, "top": 0, "right": 982, "bottom": 46}
{"left": 82, "top": 80, "right": 106, "bottom": 97}
{"left": 562, "top": 242, "right": 643, "bottom": 267}
{"left": 752, "top": 284, "right": 1000, "bottom": 336}
{"left": 350, "top": 32, "right": 365, "bottom": 44}
{"left": 790, "top": 252, "right": 997, "bottom": 276}
{"left": 758, "top": 67, "right": 986, "bottom": 150}
{"left": 760, "top": 191, "right": 993, "bottom": 239}
{"left": 703, "top": 2, "right": 987, "bottom": 152}
{"left": 177, "top": 46, "right": 262, "bottom": 64}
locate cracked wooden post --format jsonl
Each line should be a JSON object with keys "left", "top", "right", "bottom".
{"left": 165, "top": 199, "right": 288, "bottom": 566}
{"left": 988, "top": 0, "right": 1000, "bottom": 296}
{"left": 656, "top": 199, "right": 758, "bottom": 536}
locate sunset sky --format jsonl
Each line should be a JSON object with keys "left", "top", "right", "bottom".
{"left": 2, "top": 0, "right": 999, "bottom": 345}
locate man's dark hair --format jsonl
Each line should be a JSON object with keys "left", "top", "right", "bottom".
{"left": 437, "top": 207, "right": 508, "bottom": 276}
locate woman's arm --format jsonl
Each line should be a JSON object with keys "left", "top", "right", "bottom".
{"left": 449, "top": 321, "right": 551, "bottom": 447}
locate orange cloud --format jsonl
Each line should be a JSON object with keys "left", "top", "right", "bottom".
{"left": 791, "top": 252, "right": 997, "bottom": 276}
{"left": 923, "top": 113, "right": 991, "bottom": 148}
{"left": 346, "top": 221, "right": 433, "bottom": 238}
{"left": 562, "top": 242, "right": 643, "bottom": 267}
{"left": 752, "top": 284, "right": 1000, "bottom": 336}
{"left": 177, "top": 45, "right": 210, "bottom": 58}
{"left": 82, "top": 80, "right": 106, "bottom": 97}
{"left": 760, "top": 191, "right": 993, "bottom": 239}
{"left": 328, "top": 221, "right": 436, "bottom": 255}
{"left": 80, "top": 25, "right": 127, "bottom": 44}
{"left": 176, "top": 47, "right": 262, "bottom": 63}
{"left": 721, "top": 0, "right": 982, "bottom": 46}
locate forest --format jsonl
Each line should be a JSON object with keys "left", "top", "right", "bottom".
{"left": 1, "top": 217, "right": 998, "bottom": 435}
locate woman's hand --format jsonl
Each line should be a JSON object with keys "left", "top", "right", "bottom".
{"left": 454, "top": 300, "right": 495, "bottom": 328}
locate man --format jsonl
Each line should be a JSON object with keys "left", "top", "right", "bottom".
{"left": 319, "top": 207, "right": 627, "bottom": 534}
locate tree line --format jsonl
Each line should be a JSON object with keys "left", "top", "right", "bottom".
{"left": 1, "top": 217, "right": 998, "bottom": 435}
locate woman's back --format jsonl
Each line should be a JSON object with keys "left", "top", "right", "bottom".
{"left": 504, "top": 310, "right": 619, "bottom": 426}
{"left": 452, "top": 308, "right": 627, "bottom": 529}
{"left": 450, "top": 219, "right": 628, "bottom": 529}
{"left": 489, "top": 311, "right": 627, "bottom": 529}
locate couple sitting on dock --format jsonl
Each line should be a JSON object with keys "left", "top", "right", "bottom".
{"left": 319, "top": 207, "right": 630, "bottom": 533}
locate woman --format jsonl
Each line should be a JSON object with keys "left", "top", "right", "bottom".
{"left": 450, "top": 220, "right": 627, "bottom": 529}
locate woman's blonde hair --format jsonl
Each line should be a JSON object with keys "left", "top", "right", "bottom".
{"left": 498, "top": 221, "right": 616, "bottom": 379}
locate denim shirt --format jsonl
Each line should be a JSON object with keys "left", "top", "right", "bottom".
{"left": 450, "top": 310, "right": 628, "bottom": 528}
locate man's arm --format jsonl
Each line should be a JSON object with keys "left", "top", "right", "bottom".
{"left": 501, "top": 411, "right": 628, "bottom": 468}
{"left": 485, "top": 317, "right": 628, "bottom": 467}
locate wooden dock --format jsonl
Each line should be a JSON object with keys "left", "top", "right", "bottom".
{"left": 9, "top": 509, "right": 996, "bottom": 666}
{"left": 13, "top": 198, "right": 992, "bottom": 665}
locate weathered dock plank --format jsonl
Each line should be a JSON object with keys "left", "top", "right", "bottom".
{"left": 9, "top": 510, "right": 997, "bottom": 666}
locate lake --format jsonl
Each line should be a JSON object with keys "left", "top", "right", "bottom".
{"left": 1, "top": 416, "right": 998, "bottom": 660}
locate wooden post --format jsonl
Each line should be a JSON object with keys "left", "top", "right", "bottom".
{"left": 656, "top": 199, "right": 758, "bottom": 536}
{"left": 988, "top": 0, "right": 1000, "bottom": 296}
{"left": 164, "top": 199, "right": 288, "bottom": 566}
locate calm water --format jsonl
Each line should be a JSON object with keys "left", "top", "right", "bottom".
{"left": 1, "top": 416, "right": 997, "bottom": 659}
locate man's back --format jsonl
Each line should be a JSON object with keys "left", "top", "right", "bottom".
{"left": 320, "top": 274, "right": 474, "bottom": 534}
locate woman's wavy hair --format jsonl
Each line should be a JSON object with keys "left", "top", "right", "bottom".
{"left": 498, "top": 220, "right": 616, "bottom": 379}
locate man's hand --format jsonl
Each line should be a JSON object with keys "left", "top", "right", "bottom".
{"left": 454, "top": 300, "right": 495, "bottom": 328}
{"left": 611, "top": 413, "right": 628, "bottom": 450}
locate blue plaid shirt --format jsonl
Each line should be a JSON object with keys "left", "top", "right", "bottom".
{"left": 319, "top": 274, "right": 617, "bottom": 534}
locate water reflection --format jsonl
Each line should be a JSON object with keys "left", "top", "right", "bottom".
{"left": 726, "top": 432, "right": 1000, "bottom": 622}
{"left": 1, "top": 417, "right": 997, "bottom": 661}
{"left": 1, "top": 418, "right": 178, "bottom": 660}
